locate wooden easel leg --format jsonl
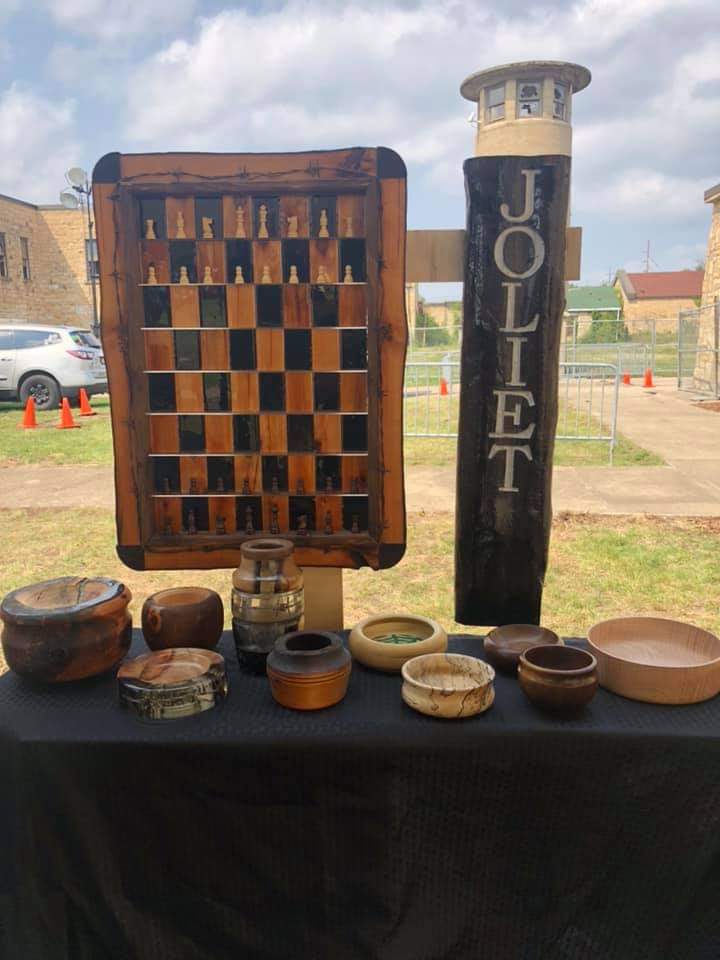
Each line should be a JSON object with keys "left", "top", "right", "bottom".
{"left": 301, "top": 568, "right": 344, "bottom": 631}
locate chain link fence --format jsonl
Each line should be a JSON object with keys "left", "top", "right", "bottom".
{"left": 678, "top": 301, "right": 719, "bottom": 397}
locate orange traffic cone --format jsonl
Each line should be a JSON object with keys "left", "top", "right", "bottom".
{"left": 56, "top": 397, "right": 80, "bottom": 430}
{"left": 643, "top": 368, "right": 654, "bottom": 389}
{"left": 439, "top": 377, "right": 449, "bottom": 397}
{"left": 622, "top": 372, "right": 632, "bottom": 386}
{"left": 78, "top": 388, "right": 96, "bottom": 417}
{"left": 18, "top": 396, "right": 38, "bottom": 429}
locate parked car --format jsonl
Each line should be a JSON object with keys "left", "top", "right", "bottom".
{"left": 0, "top": 323, "right": 107, "bottom": 410}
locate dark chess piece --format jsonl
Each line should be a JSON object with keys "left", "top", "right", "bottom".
{"left": 242, "top": 479, "right": 250, "bottom": 495}
{"left": 216, "top": 515, "right": 226, "bottom": 535}
{"left": 296, "top": 478, "right": 305, "bottom": 495}
{"left": 245, "top": 506, "right": 254, "bottom": 535}
{"left": 163, "top": 519, "right": 173, "bottom": 536}
{"left": 162, "top": 476, "right": 171, "bottom": 493}
{"left": 189, "top": 478, "right": 198, "bottom": 494}
{"left": 216, "top": 475, "right": 225, "bottom": 493}
{"left": 270, "top": 503, "right": 280, "bottom": 535}
{"left": 271, "top": 476, "right": 279, "bottom": 494}
{"left": 350, "top": 477, "right": 359, "bottom": 494}
{"left": 325, "top": 475, "right": 334, "bottom": 493}
{"left": 297, "top": 514, "right": 308, "bottom": 536}
{"left": 351, "top": 514, "right": 360, "bottom": 534}
{"left": 324, "top": 511, "right": 333, "bottom": 535}
{"left": 188, "top": 509, "right": 197, "bottom": 535}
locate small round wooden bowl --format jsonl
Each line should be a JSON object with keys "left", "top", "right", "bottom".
{"left": 266, "top": 631, "right": 351, "bottom": 711}
{"left": 349, "top": 613, "right": 447, "bottom": 672}
{"left": 588, "top": 616, "right": 720, "bottom": 704}
{"left": 484, "top": 624, "right": 560, "bottom": 675}
{"left": 518, "top": 644, "right": 598, "bottom": 714}
{"left": 401, "top": 653, "right": 495, "bottom": 719}
{"left": 142, "top": 587, "right": 224, "bottom": 651}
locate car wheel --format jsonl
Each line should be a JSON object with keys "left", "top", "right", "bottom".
{"left": 19, "top": 374, "right": 61, "bottom": 411}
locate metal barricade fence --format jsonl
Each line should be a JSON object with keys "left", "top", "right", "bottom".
{"left": 404, "top": 360, "right": 620, "bottom": 463}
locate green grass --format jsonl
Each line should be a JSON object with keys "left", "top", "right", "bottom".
{"left": 0, "top": 397, "right": 113, "bottom": 465}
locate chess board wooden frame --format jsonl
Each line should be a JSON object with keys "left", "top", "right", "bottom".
{"left": 92, "top": 148, "right": 407, "bottom": 570}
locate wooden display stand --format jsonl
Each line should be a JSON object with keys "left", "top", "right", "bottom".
{"left": 92, "top": 149, "right": 408, "bottom": 601}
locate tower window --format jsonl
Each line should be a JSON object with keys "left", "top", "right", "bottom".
{"left": 20, "top": 237, "right": 31, "bottom": 281}
{"left": 553, "top": 82, "right": 568, "bottom": 120}
{"left": 485, "top": 83, "right": 505, "bottom": 123}
{"left": 517, "top": 80, "right": 541, "bottom": 118}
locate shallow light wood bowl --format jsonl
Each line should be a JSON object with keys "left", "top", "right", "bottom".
{"left": 401, "top": 653, "right": 495, "bottom": 719}
{"left": 588, "top": 617, "right": 720, "bottom": 705}
{"left": 349, "top": 613, "right": 447, "bottom": 672}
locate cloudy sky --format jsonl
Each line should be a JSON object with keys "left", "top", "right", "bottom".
{"left": 1, "top": 0, "right": 719, "bottom": 297}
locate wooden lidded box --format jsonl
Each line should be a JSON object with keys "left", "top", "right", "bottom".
{"left": 92, "top": 148, "right": 408, "bottom": 571}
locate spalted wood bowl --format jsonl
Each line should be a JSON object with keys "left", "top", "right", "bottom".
{"left": 349, "top": 613, "right": 447, "bottom": 672}
{"left": 518, "top": 644, "right": 598, "bottom": 714}
{"left": 588, "top": 617, "right": 720, "bottom": 704}
{"left": 118, "top": 648, "right": 228, "bottom": 720}
{"left": 484, "top": 623, "right": 560, "bottom": 675}
{"left": 142, "top": 587, "right": 224, "bottom": 651}
{"left": 0, "top": 576, "right": 132, "bottom": 683}
{"left": 401, "top": 653, "right": 495, "bottom": 719}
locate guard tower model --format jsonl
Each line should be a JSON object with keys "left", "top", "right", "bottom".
{"left": 454, "top": 61, "right": 591, "bottom": 626}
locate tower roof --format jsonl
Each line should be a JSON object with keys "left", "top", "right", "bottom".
{"left": 460, "top": 61, "right": 591, "bottom": 101}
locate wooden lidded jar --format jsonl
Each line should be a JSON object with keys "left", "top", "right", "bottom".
{"left": 0, "top": 576, "right": 132, "bottom": 682}
{"left": 231, "top": 538, "right": 304, "bottom": 674}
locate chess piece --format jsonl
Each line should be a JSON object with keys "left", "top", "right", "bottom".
{"left": 245, "top": 506, "right": 254, "bottom": 535}
{"left": 144, "top": 218, "right": 156, "bottom": 240}
{"left": 201, "top": 216, "right": 214, "bottom": 239}
{"left": 242, "top": 479, "right": 250, "bottom": 495}
{"left": 351, "top": 514, "right": 360, "bottom": 534}
{"left": 163, "top": 519, "right": 173, "bottom": 537}
{"left": 271, "top": 476, "right": 279, "bottom": 494}
{"left": 258, "top": 204, "right": 269, "bottom": 239}
{"left": 325, "top": 475, "right": 333, "bottom": 493}
{"left": 179, "top": 265, "right": 190, "bottom": 284}
{"left": 324, "top": 511, "right": 333, "bottom": 535}
{"left": 319, "top": 209, "right": 329, "bottom": 238}
{"left": 350, "top": 477, "right": 359, "bottom": 494}
{"left": 316, "top": 265, "right": 330, "bottom": 284}
{"left": 162, "top": 476, "right": 171, "bottom": 493}
{"left": 216, "top": 515, "right": 226, "bottom": 535}
{"left": 261, "top": 265, "right": 272, "bottom": 284}
{"left": 202, "top": 265, "right": 213, "bottom": 284}
{"left": 216, "top": 475, "right": 225, "bottom": 493}
{"left": 296, "top": 479, "right": 305, "bottom": 495}
{"left": 286, "top": 215, "right": 298, "bottom": 238}
{"left": 175, "top": 211, "right": 186, "bottom": 239}
{"left": 344, "top": 216, "right": 353, "bottom": 237}
{"left": 189, "top": 478, "right": 198, "bottom": 494}
{"left": 289, "top": 265, "right": 299, "bottom": 284}
{"left": 188, "top": 509, "right": 197, "bottom": 535}
{"left": 344, "top": 265, "right": 354, "bottom": 283}
{"left": 270, "top": 503, "right": 280, "bottom": 535}
{"left": 235, "top": 205, "right": 246, "bottom": 238}
{"left": 297, "top": 514, "right": 308, "bottom": 536}
{"left": 234, "top": 265, "right": 245, "bottom": 284}
{"left": 147, "top": 265, "right": 158, "bottom": 285}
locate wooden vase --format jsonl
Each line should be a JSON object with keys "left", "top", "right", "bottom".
{"left": 266, "top": 631, "right": 351, "bottom": 710}
{"left": 141, "top": 587, "right": 224, "bottom": 651}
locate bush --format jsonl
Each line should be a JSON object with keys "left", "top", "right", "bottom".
{"left": 579, "top": 312, "right": 631, "bottom": 344}
{"left": 413, "top": 307, "right": 452, "bottom": 347}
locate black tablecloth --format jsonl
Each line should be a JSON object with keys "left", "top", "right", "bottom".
{"left": 2, "top": 631, "right": 720, "bottom": 960}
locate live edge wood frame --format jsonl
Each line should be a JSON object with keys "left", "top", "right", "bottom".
{"left": 92, "top": 148, "right": 408, "bottom": 571}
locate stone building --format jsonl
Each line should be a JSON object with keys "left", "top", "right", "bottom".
{"left": 695, "top": 182, "right": 720, "bottom": 394}
{"left": 614, "top": 269, "right": 703, "bottom": 334}
{"left": 0, "top": 193, "right": 97, "bottom": 326}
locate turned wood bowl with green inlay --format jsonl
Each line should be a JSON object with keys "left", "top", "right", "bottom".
{"left": 349, "top": 614, "right": 447, "bottom": 672}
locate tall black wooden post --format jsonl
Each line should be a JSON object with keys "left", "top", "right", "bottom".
{"left": 454, "top": 155, "right": 571, "bottom": 625}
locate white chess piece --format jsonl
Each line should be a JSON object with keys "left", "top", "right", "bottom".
{"left": 261, "top": 265, "right": 272, "bottom": 283}
{"left": 343, "top": 265, "right": 354, "bottom": 283}
{"left": 258, "top": 204, "right": 269, "bottom": 239}
{"left": 147, "top": 265, "right": 158, "bottom": 284}
{"left": 286, "top": 215, "right": 298, "bottom": 238}
{"left": 202, "top": 265, "right": 213, "bottom": 284}
{"left": 344, "top": 216, "right": 353, "bottom": 237}
{"left": 144, "top": 219, "right": 156, "bottom": 240}
{"left": 235, "top": 205, "right": 246, "bottom": 238}
{"left": 289, "top": 265, "right": 299, "bottom": 284}
{"left": 319, "top": 209, "right": 329, "bottom": 238}
{"left": 316, "top": 265, "right": 330, "bottom": 283}
{"left": 179, "top": 265, "right": 190, "bottom": 284}
{"left": 234, "top": 265, "right": 245, "bottom": 284}
{"left": 201, "top": 216, "right": 214, "bottom": 239}
{"left": 175, "top": 211, "right": 186, "bottom": 239}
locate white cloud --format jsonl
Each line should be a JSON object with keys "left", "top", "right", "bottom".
{"left": 40, "top": 0, "right": 197, "bottom": 38}
{"left": 0, "top": 85, "right": 80, "bottom": 202}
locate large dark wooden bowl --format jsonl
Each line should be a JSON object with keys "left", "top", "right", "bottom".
{"left": 142, "top": 587, "right": 224, "bottom": 651}
{"left": 0, "top": 576, "right": 132, "bottom": 683}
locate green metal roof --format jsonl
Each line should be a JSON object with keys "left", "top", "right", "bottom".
{"left": 565, "top": 286, "right": 620, "bottom": 313}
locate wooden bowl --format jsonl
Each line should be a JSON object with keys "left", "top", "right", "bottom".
{"left": 266, "top": 631, "right": 351, "bottom": 711}
{"left": 484, "top": 624, "right": 560, "bottom": 674}
{"left": 118, "top": 648, "right": 228, "bottom": 720}
{"left": 588, "top": 617, "right": 720, "bottom": 704}
{"left": 518, "top": 644, "right": 598, "bottom": 713}
{"left": 401, "top": 653, "right": 495, "bottom": 719}
{"left": 349, "top": 613, "right": 447, "bottom": 672}
{"left": 142, "top": 587, "right": 224, "bottom": 651}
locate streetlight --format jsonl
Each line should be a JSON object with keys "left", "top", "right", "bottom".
{"left": 60, "top": 167, "right": 100, "bottom": 338}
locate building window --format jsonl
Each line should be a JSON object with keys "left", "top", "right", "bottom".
{"left": 86, "top": 238, "right": 99, "bottom": 281}
{"left": 517, "top": 80, "right": 542, "bottom": 117}
{"left": 0, "top": 233, "right": 7, "bottom": 279}
{"left": 20, "top": 237, "right": 31, "bottom": 281}
{"left": 485, "top": 83, "right": 505, "bottom": 123}
{"left": 553, "top": 82, "right": 568, "bottom": 120}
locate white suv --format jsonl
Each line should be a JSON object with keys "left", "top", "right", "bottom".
{"left": 0, "top": 323, "right": 108, "bottom": 410}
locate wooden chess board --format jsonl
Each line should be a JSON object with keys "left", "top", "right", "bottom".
{"left": 92, "top": 148, "right": 407, "bottom": 570}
